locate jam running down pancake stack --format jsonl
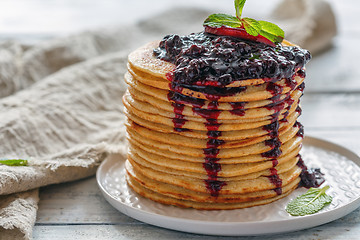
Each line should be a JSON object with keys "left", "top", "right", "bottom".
{"left": 123, "top": 32, "right": 312, "bottom": 210}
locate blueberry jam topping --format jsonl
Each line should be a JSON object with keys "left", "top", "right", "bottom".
{"left": 156, "top": 32, "right": 313, "bottom": 197}
{"left": 297, "top": 155, "right": 325, "bottom": 188}
{"left": 172, "top": 82, "right": 247, "bottom": 97}
{"left": 173, "top": 127, "right": 191, "bottom": 132}
{"left": 263, "top": 121, "right": 280, "bottom": 138}
{"left": 168, "top": 91, "right": 205, "bottom": 108}
{"left": 206, "top": 139, "right": 225, "bottom": 148}
{"left": 272, "top": 159, "right": 279, "bottom": 167}
{"left": 294, "top": 121, "right": 304, "bottom": 138}
{"left": 203, "top": 148, "right": 220, "bottom": 158}
{"left": 285, "top": 77, "right": 298, "bottom": 90}
{"left": 205, "top": 180, "right": 227, "bottom": 197}
{"left": 229, "top": 101, "right": 247, "bottom": 109}
{"left": 192, "top": 107, "right": 221, "bottom": 119}
{"left": 203, "top": 157, "right": 221, "bottom": 179}
{"left": 264, "top": 100, "right": 286, "bottom": 114}
{"left": 207, "top": 130, "right": 222, "bottom": 139}
{"left": 264, "top": 138, "right": 282, "bottom": 149}
{"left": 266, "top": 82, "right": 283, "bottom": 96}
{"left": 262, "top": 146, "right": 283, "bottom": 159}
{"left": 230, "top": 108, "right": 246, "bottom": 116}
{"left": 268, "top": 168, "right": 283, "bottom": 195}
{"left": 170, "top": 101, "right": 187, "bottom": 131}
{"left": 297, "top": 82, "right": 305, "bottom": 92}
{"left": 154, "top": 32, "right": 311, "bottom": 87}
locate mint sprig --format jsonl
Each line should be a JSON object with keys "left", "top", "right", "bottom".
{"left": 204, "top": 14, "right": 241, "bottom": 28}
{"left": 242, "top": 17, "right": 261, "bottom": 36}
{"left": 259, "top": 21, "right": 284, "bottom": 44}
{"left": 0, "top": 159, "right": 28, "bottom": 166}
{"left": 203, "top": 0, "right": 284, "bottom": 45}
{"left": 235, "top": 0, "right": 246, "bottom": 19}
{"left": 286, "top": 186, "right": 333, "bottom": 216}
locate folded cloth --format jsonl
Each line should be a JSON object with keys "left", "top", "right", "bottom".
{"left": 0, "top": 1, "right": 336, "bottom": 239}
{"left": 0, "top": 52, "right": 130, "bottom": 239}
{"left": 0, "top": 190, "right": 39, "bottom": 240}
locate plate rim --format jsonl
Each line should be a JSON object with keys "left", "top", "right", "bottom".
{"left": 96, "top": 136, "right": 360, "bottom": 235}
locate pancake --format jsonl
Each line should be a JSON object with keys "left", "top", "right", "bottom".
{"left": 126, "top": 127, "right": 299, "bottom": 158}
{"left": 124, "top": 99, "right": 299, "bottom": 131}
{"left": 128, "top": 41, "right": 174, "bottom": 79}
{"left": 126, "top": 159, "right": 301, "bottom": 194}
{"left": 128, "top": 81, "right": 302, "bottom": 111}
{"left": 127, "top": 81, "right": 303, "bottom": 114}
{"left": 128, "top": 132, "right": 302, "bottom": 164}
{"left": 129, "top": 141, "right": 301, "bottom": 167}
{"left": 128, "top": 64, "right": 169, "bottom": 90}
{"left": 124, "top": 90, "right": 301, "bottom": 121}
{"left": 125, "top": 113, "right": 299, "bottom": 141}
{"left": 126, "top": 174, "right": 298, "bottom": 210}
{"left": 123, "top": 30, "right": 311, "bottom": 209}
{"left": 128, "top": 147, "right": 300, "bottom": 178}
{"left": 125, "top": 70, "right": 304, "bottom": 102}
{"left": 126, "top": 117, "right": 299, "bottom": 150}
{"left": 126, "top": 160, "right": 301, "bottom": 203}
{"left": 126, "top": 119, "right": 297, "bottom": 149}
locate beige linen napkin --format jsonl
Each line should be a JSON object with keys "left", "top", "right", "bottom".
{"left": 0, "top": 1, "right": 336, "bottom": 239}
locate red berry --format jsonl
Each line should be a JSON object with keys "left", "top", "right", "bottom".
{"left": 204, "top": 26, "right": 276, "bottom": 47}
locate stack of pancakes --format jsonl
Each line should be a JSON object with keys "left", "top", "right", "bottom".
{"left": 123, "top": 41, "right": 305, "bottom": 210}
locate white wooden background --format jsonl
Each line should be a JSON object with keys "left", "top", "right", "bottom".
{"left": 1, "top": 0, "right": 359, "bottom": 239}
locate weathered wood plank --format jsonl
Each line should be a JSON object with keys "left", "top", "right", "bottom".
{"left": 36, "top": 177, "right": 139, "bottom": 224}
{"left": 33, "top": 218, "right": 360, "bottom": 240}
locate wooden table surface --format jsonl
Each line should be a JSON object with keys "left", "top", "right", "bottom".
{"left": 1, "top": 0, "right": 359, "bottom": 239}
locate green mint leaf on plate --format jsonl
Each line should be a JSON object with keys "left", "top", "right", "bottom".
{"left": 258, "top": 20, "right": 284, "bottom": 44}
{"left": 204, "top": 14, "right": 241, "bottom": 28}
{"left": 241, "top": 18, "right": 261, "bottom": 36}
{"left": 235, "top": 0, "right": 247, "bottom": 18}
{"left": 286, "top": 186, "right": 333, "bottom": 216}
{"left": 0, "top": 159, "right": 28, "bottom": 166}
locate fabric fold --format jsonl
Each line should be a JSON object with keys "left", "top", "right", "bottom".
{"left": 0, "top": 51, "right": 130, "bottom": 194}
{"left": 0, "top": 189, "right": 39, "bottom": 240}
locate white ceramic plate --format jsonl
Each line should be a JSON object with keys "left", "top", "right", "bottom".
{"left": 96, "top": 136, "right": 360, "bottom": 236}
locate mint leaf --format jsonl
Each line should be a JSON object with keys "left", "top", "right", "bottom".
{"left": 286, "top": 186, "right": 332, "bottom": 216}
{"left": 0, "top": 159, "right": 28, "bottom": 166}
{"left": 204, "top": 14, "right": 241, "bottom": 28}
{"left": 259, "top": 20, "right": 284, "bottom": 44}
{"left": 241, "top": 17, "right": 261, "bottom": 37}
{"left": 203, "top": 0, "right": 285, "bottom": 46}
{"left": 235, "top": 0, "right": 247, "bottom": 19}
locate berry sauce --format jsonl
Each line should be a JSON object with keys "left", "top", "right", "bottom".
{"left": 294, "top": 121, "right": 304, "bottom": 138}
{"left": 297, "top": 155, "right": 325, "bottom": 188}
{"left": 155, "top": 31, "right": 313, "bottom": 197}
{"left": 201, "top": 102, "right": 227, "bottom": 197}
{"left": 168, "top": 97, "right": 191, "bottom": 132}
{"left": 168, "top": 82, "right": 227, "bottom": 196}
{"left": 154, "top": 32, "right": 311, "bottom": 87}
{"left": 268, "top": 168, "right": 283, "bottom": 195}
